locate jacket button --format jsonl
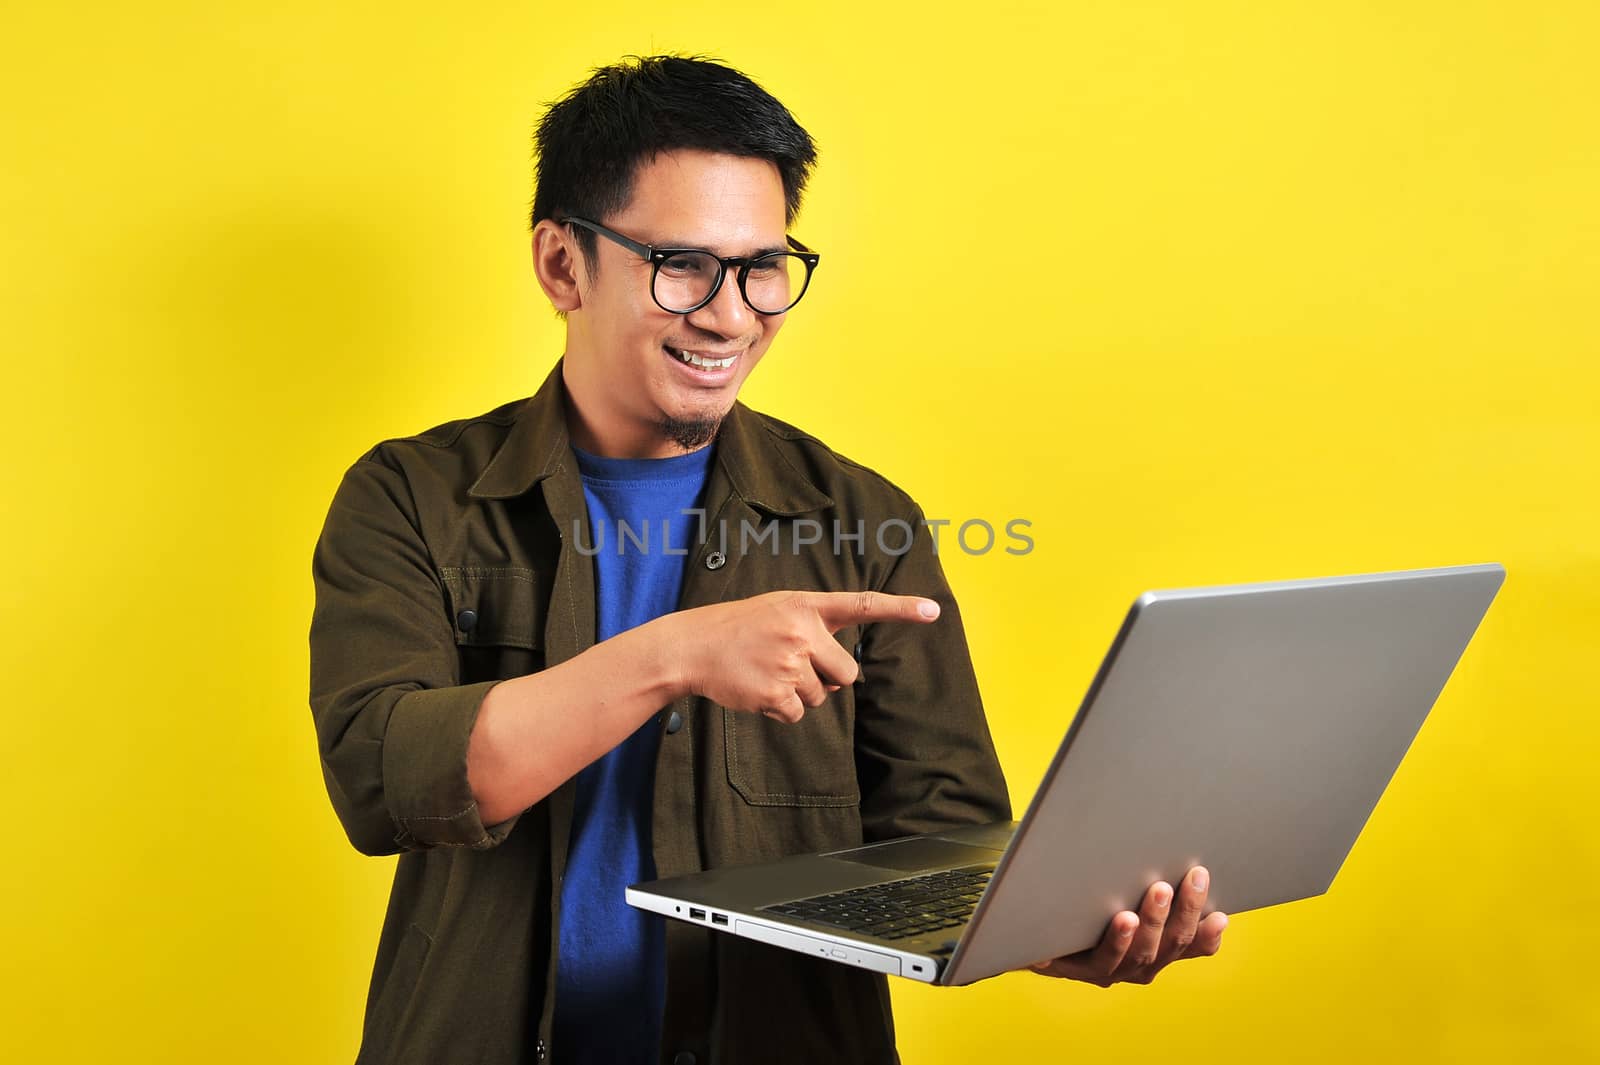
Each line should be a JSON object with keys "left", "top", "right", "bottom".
{"left": 705, "top": 550, "right": 726, "bottom": 570}
{"left": 665, "top": 710, "right": 683, "bottom": 735}
{"left": 672, "top": 1054, "right": 697, "bottom": 1065}
{"left": 455, "top": 608, "right": 478, "bottom": 632}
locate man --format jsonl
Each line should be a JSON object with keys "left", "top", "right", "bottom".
{"left": 309, "top": 55, "right": 1225, "bottom": 1065}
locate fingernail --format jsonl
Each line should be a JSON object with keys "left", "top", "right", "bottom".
{"left": 1192, "top": 869, "right": 1208, "bottom": 893}
{"left": 917, "top": 599, "right": 940, "bottom": 619}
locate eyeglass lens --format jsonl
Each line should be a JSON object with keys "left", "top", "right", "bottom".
{"left": 654, "top": 251, "right": 810, "bottom": 314}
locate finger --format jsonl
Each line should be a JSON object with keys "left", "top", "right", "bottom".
{"left": 793, "top": 664, "right": 828, "bottom": 709}
{"left": 808, "top": 621, "right": 860, "bottom": 688}
{"left": 801, "top": 590, "right": 941, "bottom": 633}
{"left": 1156, "top": 867, "right": 1208, "bottom": 966}
{"left": 760, "top": 689, "right": 806, "bottom": 724}
{"left": 1031, "top": 912, "right": 1138, "bottom": 984}
{"left": 1185, "top": 912, "right": 1228, "bottom": 958}
{"left": 1117, "top": 882, "right": 1172, "bottom": 976}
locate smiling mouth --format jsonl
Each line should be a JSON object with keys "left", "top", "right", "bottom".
{"left": 665, "top": 344, "right": 740, "bottom": 370}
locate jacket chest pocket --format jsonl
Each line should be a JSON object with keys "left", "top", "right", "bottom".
{"left": 441, "top": 565, "right": 546, "bottom": 684}
{"left": 723, "top": 626, "right": 861, "bottom": 807}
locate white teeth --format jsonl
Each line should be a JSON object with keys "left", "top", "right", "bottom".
{"left": 669, "top": 346, "right": 737, "bottom": 370}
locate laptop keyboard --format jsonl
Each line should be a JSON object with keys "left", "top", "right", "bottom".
{"left": 759, "top": 866, "right": 993, "bottom": 940}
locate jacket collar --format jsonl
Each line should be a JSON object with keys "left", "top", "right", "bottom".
{"left": 468, "top": 357, "right": 833, "bottom": 516}
{"left": 467, "top": 358, "right": 572, "bottom": 500}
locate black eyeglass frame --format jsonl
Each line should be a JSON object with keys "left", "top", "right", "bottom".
{"left": 558, "top": 215, "right": 820, "bottom": 315}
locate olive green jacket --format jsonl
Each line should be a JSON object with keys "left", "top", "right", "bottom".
{"left": 308, "top": 358, "right": 1010, "bottom": 1064}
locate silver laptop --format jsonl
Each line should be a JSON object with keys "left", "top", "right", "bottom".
{"left": 627, "top": 563, "right": 1505, "bottom": 985}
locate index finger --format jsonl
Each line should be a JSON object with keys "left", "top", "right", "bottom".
{"left": 1031, "top": 911, "right": 1138, "bottom": 984}
{"left": 798, "top": 590, "right": 941, "bottom": 632}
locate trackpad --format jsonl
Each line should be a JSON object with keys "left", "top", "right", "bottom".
{"left": 828, "top": 837, "right": 1002, "bottom": 872}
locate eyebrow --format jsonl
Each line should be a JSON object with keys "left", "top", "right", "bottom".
{"left": 659, "top": 237, "right": 790, "bottom": 258}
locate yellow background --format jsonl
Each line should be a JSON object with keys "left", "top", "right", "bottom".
{"left": 4, "top": 2, "right": 1596, "bottom": 1061}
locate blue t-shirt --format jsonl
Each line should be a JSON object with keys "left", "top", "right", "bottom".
{"left": 552, "top": 441, "right": 714, "bottom": 1063}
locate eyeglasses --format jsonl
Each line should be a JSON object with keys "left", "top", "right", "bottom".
{"left": 558, "top": 216, "right": 820, "bottom": 315}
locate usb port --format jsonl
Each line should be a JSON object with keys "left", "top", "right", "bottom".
{"left": 712, "top": 913, "right": 729, "bottom": 926}
{"left": 689, "top": 908, "right": 706, "bottom": 921}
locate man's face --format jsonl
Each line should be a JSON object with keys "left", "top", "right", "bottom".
{"left": 561, "top": 149, "right": 792, "bottom": 456}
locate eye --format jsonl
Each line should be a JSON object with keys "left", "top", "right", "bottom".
{"left": 660, "top": 253, "right": 712, "bottom": 277}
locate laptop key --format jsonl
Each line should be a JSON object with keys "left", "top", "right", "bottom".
{"left": 759, "top": 867, "right": 995, "bottom": 930}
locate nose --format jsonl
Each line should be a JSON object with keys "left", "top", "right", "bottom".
{"left": 683, "top": 265, "right": 759, "bottom": 338}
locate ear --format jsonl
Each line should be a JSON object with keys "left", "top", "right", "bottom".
{"left": 532, "top": 219, "right": 585, "bottom": 313}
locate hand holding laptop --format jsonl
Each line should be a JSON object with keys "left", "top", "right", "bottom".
{"left": 1027, "top": 865, "right": 1227, "bottom": 986}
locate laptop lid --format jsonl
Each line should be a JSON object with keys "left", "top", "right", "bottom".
{"left": 943, "top": 563, "right": 1504, "bottom": 984}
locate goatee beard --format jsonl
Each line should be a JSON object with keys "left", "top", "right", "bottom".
{"left": 656, "top": 412, "right": 723, "bottom": 451}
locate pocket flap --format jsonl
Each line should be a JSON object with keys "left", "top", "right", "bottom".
{"left": 440, "top": 565, "right": 542, "bottom": 650}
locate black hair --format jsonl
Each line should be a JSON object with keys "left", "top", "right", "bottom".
{"left": 531, "top": 54, "right": 818, "bottom": 273}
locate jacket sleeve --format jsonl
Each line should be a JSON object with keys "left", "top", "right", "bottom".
{"left": 309, "top": 449, "right": 520, "bottom": 855}
{"left": 853, "top": 500, "right": 1012, "bottom": 842}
